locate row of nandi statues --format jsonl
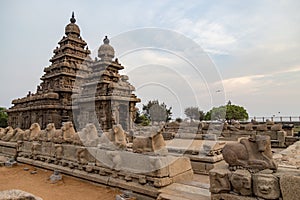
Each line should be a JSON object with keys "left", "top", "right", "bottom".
{"left": 0, "top": 122, "right": 125, "bottom": 147}
{"left": 0, "top": 122, "right": 167, "bottom": 154}
{"left": 1, "top": 122, "right": 86, "bottom": 145}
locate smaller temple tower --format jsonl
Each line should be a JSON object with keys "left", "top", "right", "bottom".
{"left": 73, "top": 36, "right": 140, "bottom": 131}
{"left": 7, "top": 13, "right": 91, "bottom": 129}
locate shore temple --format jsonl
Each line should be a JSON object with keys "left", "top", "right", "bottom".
{"left": 7, "top": 13, "right": 140, "bottom": 131}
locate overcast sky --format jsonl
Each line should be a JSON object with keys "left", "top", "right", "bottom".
{"left": 1, "top": 0, "right": 299, "bottom": 118}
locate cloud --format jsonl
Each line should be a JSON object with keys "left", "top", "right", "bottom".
{"left": 175, "top": 18, "right": 236, "bottom": 55}
{"left": 219, "top": 65, "right": 300, "bottom": 116}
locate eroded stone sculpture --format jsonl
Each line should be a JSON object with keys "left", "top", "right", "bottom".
{"left": 230, "top": 169, "right": 252, "bottom": 195}
{"left": 28, "top": 123, "right": 41, "bottom": 141}
{"left": 222, "top": 135, "right": 277, "bottom": 172}
{"left": 45, "top": 123, "right": 56, "bottom": 142}
{"left": 209, "top": 169, "right": 231, "bottom": 193}
{"left": 98, "top": 124, "right": 127, "bottom": 150}
{"left": 132, "top": 131, "right": 167, "bottom": 155}
{"left": 0, "top": 128, "right": 5, "bottom": 139}
{"left": 10, "top": 128, "right": 24, "bottom": 142}
{"left": 1, "top": 126, "right": 14, "bottom": 142}
{"left": 253, "top": 173, "right": 280, "bottom": 199}
{"left": 79, "top": 123, "right": 99, "bottom": 146}
{"left": 62, "top": 122, "right": 76, "bottom": 143}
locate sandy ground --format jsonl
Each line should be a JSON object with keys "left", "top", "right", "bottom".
{"left": 0, "top": 163, "right": 119, "bottom": 200}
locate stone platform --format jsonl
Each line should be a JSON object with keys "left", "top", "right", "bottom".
{"left": 166, "top": 139, "right": 225, "bottom": 175}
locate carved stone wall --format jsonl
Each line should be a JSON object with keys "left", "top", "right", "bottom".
{"left": 210, "top": 162, "right": 300, "bottom": 200}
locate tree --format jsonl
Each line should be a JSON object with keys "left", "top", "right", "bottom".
{"left": 225, "top": 104, "right": 249, "bottom": 121}
{"left": 0, "top": 107, "right": 8, "bottom": 128}
{"left": 205, "top": 103, "right": 248, "bottom": 121}
{"left": 143, "top": 100, "right": 172, "bottom": 122}
{"left": 134, "top": 110, "right": 150, "bottom": 126}
{"left": 184, "top": 107, "right": 205, "bottom": 121}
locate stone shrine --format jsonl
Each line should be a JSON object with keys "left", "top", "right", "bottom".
{"left": 72, "top": 36, "right": 140, "bottom": 131}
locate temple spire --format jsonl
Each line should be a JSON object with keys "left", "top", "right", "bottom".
{"left": 70, "top": 11, "right": 76, "bottom": 23}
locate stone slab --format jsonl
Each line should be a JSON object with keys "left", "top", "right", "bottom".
{"left": 280, "top": 174, "right": 300, "bottom": 200}
{"left": 1, "top": 147, "right": 17, "bottom": 157}
{"left": 188, "top": 154, "right": 223, "bottom": 163}
{"left": 41, "top": 142, "right": 54, "bottom": 157}
{"left": 158, "top": 182, "right": 210, "bottom": 200}
{"left": 191, "top": 161, "right": 206, "bottom": 174}
{"left": 0, "top": 141, "right": 17, "bottom": 148}
{"left": 168, "top": 157, "right": 191, "bottom": 177}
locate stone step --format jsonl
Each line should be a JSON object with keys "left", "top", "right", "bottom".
{"left": 158, "top": 183, "right": 210, "bottom": 200}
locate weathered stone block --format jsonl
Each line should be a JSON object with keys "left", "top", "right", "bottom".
{"left": 209, "top": 168, "right": 231, "bottom": 193}
{"left": 21, "top": 141, "right": 32, "bottom": 153}
{"left": 277, "top": 131, "right": 287, "bottom": 148}
{"left": 76, "top": 147, "right": 96, "bottom": 164}
{"left": 280, "top": 174, "right": 300, "bottom": 200}
{"left": 253, "top": 173, "right": 280, "bottom": 199}
{"left": 62, "top": 144, "right": 77, "bottom": 162}
{"left": 1, "top": 147, "right": 17, "bottom": 157}
{"left": 230, "top": 169, "right": 251, "bottom": 196}
{"left": 168, "top": 156, "right": 191, "bottom": 177}
{"left": 205, "top": 163, "right": 215, "bottom": 172}
{"left": 41, "top": 142, "right": 54, "bottom": 157}
{"left": 171, "top": 169, "right": 193, "bottom": 183}
{"left": 191, "top": 161, "right": 206, "bottom": 174}
{"left": 153, "top": 177, "right": 172, "bottom": 187}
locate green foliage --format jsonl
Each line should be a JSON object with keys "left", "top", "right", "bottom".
{"left": 175, "top": 117, "right": 183, "bottom": 123}
{"left": 205, "top": 103, "right": 249, "bottom": 121}
{"left": 0, "top": 107, "right": 8, "bottom": 128}
{"left": 226, "top": 104, "right": 249, "bottom": 121}
{"left": 143, "top": 100, "right": 172, "bottom": 122}
{"left": 134, "top": 111, "right": 150, "bottom": 126}
{"left": 184, "top": 107, "right": 205, "bottom": 120}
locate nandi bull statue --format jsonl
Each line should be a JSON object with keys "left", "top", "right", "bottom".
{"left": 222, "top": 135, "right": 277, "bottom": 172}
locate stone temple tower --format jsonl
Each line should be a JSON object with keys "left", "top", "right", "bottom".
{"left": 7, "top": 13, "right": 91, "bottom": 129}
{"left": 73, "top": 36, "right": 140, "bottom": 132}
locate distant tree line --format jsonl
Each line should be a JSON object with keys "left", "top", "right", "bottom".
{"left": 135, "top": 100, "right": 249, "bottom": 126}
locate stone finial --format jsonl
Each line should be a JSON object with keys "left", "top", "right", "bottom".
{"left": 70, "top": 11, "right": 76, "bottom": 23}
{"left": 98, "top": 35, "right": 115, "bottom": 60}
{"left": 103, "top": 36, "right": 109, "bottom": 44}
